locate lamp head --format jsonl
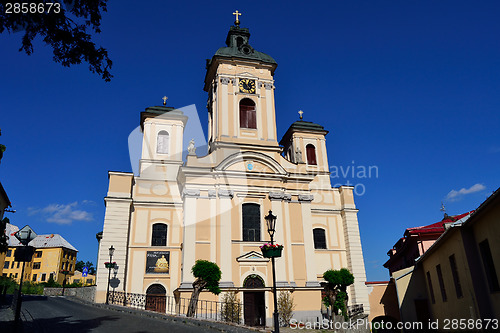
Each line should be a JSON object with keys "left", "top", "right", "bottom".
{"left": 109, "top": 245, "right": 115, "bottom": 257}
{"left": 264, "top": 210, "right": 277, "bottom": 237}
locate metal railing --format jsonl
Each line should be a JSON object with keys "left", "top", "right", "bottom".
{"left": 347, "top": 304, "right": 364, "bottom": 317}
{"left": 108, "top": 291, "right": 242, "bottom": 324}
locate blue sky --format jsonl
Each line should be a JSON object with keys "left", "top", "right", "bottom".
{"left": 1, "top": 0, "right": 499, "bottom": 281}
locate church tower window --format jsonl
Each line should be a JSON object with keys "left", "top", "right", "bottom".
{"left": 306, "top": 144, "right": 317, "bottom": 165}
{"left": 242, "top": 203, "right": 260, "bottom": 241}
{"left": 157, "top": 131, "right": 169, "bottom": 154}
{"left": 313, "top": 228, "right": 327, "bottom": 249}
{"left": 239, "top": 99, "right": 257, "bottom": 129}
{"left": 152, "top": 223, "right": 168, "bottom": 246}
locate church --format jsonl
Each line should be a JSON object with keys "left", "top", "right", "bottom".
{"left": 96, "top": 14, "right": 369, "bottom": 326}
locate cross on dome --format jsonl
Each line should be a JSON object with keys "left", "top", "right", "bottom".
{"left": 233, "top": 10, "right": 242, "bottom": 26}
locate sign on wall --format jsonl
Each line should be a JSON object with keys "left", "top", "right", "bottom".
{"left": 146, "top": 251, "right": 170, "bottom": 274}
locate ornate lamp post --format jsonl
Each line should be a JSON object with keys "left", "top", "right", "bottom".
{"left": 105, "top": 245, "right": 115, "bottom": 304}
{"left": 264, "top": 210, "right": 280, "bottom": 333}
{"left": 13, "top": 225, "right": 37, "bottom": 326}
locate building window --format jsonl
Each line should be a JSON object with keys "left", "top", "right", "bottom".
{"left": 313, "top": 228, "right": 327, "bottom": 249}
{"left": 16, "top": 262, "right": 20, "bottom": 268}
{"left": 11, "top": 261, "right": 15, "bottom": 269}
{"left": 86, "top": 278, "right": 93, "bottom": 284}
{"left": 306, "top": 144, "right": 317, "bottom": 165}
{"left": 242, "top": 203, "right": 260, "bottom": 242}
{"left": 436, "top": 264, "right": 447, "bottom": 302}
{"left": 33, "top": 262, "right": 41, "bottom": 269}
{"left": 152, "top": 223, "right": 168, "bottom": 246}
{"left": 449, "top": 254, "right": 463, "bottom": 298}
{"left": 157, "top": 130, "right": 169, "bottom": 154}
{"left": 41, "top": 273, "right": 46, "bottom": 282}
{"left": 479, "top": 239, "right": 500, "bottom": 292}
{"left": 426, "top": 271, "right": 435, "bottom": 304}
{"left": 3, "top": 261, "right": 9, "bottom": 269}
{"left": 32, "top": 274, "right": 37, "bottom": 282}
{"left": 239, "top": 98, "right": 256, "bottom": 129}
{"left": 35, "top": 251, "right": 42, "bottom": 258}
{"left": 14, "top": 273, "right": 18, "bottom": 278}
{"left": 49, "top": 273, "right": 54, "bottom": 281}
{"left": 6, "top": 249, "right": 11, "bottom": 257}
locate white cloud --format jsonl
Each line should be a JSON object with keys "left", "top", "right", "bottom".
{"left": 445, "top": 183, "right": 486, "bottom": 202}
{"left": 28, "top": 202, "right": 93, "bottom": 225}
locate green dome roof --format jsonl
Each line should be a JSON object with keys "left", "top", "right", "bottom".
{"left": 207, "top": 26, "right": 277, "bottom": 67}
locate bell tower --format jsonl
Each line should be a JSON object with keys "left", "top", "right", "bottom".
{"left": 204, "top": 16, "right": 279, "bottom": 153}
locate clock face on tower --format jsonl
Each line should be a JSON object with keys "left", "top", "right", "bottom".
{"left": 239, "top": 79, "right": 256, "bottom": 94}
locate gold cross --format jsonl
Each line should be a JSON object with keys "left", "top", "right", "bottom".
{"left": 162, "top": 96, "right": 168, "bottom": 106}
{"left": 298, "top": 110, "right": 304, "bottom": 120}
{"left": 233, "top": 10, "right": 242, "bottom": 24}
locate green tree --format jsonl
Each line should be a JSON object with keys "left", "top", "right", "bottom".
{"left": 322, "top": 268, "right": 354, "bottom": 320}
{"left": 0, "top": 128, "right": 5, "bottom": 164}
{"left": 75, "top": 260, "right": 95, "bottom": 274}
{"left": 186, "top": 260, "right": 221, "bottom": 317}
{"left": 0, "top": 0, "right": 112, "bottom": 81}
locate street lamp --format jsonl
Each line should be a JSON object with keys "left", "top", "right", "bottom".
{"left": 13, "top": 225, "right": 37, "bottom": 327}
{"left": 264, "top": 210, "right": 280, "bottom": 333}
{"left": 105, "top": 245, "right": 115, "bottom": 304}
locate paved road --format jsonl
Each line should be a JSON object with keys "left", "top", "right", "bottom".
{"left": 19, "top": 295, "right": 226, "bottom": 333}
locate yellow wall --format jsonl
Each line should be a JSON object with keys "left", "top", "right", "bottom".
{"left": 2, "top": 246, "right": 77, "bottom": 284}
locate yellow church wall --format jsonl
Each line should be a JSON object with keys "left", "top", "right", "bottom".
{"left": 289, "top": 204, "right": 304, "bottom": 243}
{"left": 108, "top": 173, "right": 133, "bottom": 196}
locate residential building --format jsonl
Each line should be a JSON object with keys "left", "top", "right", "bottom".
{"left": 96, "top": 17, "right": 370, "bottom": 326}
{"left": 69, "top": 270, "right": 96, "bottom": 286}
{"left": 384, "top": 211, "right": 472, "bottom": 275}
{"left": 392, "top": 188, "right": 500, "bottom": 329}
{"left": 2, "top": 223, "right": 78, "bottom": 284}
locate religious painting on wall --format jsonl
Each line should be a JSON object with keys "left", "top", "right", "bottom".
{"left": 146, "top": 251, "right": 170, "bottom": 274}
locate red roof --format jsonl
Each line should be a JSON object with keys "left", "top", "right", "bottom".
{"left": 405, "top": 211, "right": 474, "bottom": 236}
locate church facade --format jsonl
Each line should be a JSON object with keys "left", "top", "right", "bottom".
{"left": 96, "top": 19, "right": 369, "bottom": 325}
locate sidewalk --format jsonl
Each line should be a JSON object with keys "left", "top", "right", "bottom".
{"left": 0, "top": 295, "right": 17, "bottom": 333}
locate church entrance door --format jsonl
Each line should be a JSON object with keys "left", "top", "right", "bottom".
{"left": 145, "top": 284, "right": 166, "bottom": 313}
{"left": 243, "top": 275, "right": 265, "bottom": 326}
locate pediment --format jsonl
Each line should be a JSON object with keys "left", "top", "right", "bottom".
{"left": 236, "top": 251, "right": 269, "bottom": 262}
{"left": 216, "top": 151, "right": 288, "bottom": 176}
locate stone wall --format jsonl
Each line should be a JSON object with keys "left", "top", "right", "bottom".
{"left": 43, "top": 286, "right": 96, "bottom": 302}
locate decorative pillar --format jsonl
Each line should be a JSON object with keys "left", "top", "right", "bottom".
{"left": 218, "top": 189, "right": 234, "bottom": 287}
{"left": 269, "top": 192, "right": 288, "bottom": 286}
{"left": 299, "top": 194, "right": 320, "bottom": 287}
{"left": 180, "top": 188, "right": 199, "bottom": 288}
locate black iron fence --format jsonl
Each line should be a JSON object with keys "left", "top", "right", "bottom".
{"left": 347, "top": 304, "right": 364, "bottom": 317}
{"left": 108, "top": 291, "right": 242, "bottom": 324}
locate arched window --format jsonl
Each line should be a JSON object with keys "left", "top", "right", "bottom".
{"left": 313, "top": 228, "right": 327, "bottom": 249}
{"left": 306, "top": 144, "right": 317, "bottom": 165}
{"left": 157, "top": 131, "right": 169, "bottom": 154}
{"left": 239, "top": 99, "right": 256, "bottom": 129}
{"left": 152, "top": 223, "right": 168, "bottom": 246}
{"left": 243, "top": 274, "right": 265, "bottom": 288}
{"left": 242, "top": 203, "right": 260, "bottom": 242}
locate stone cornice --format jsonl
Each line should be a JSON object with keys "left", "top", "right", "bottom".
{"left": 298, "top": 194, "right": 314, "bottom": 202}
{"left": 182, "top": 188, "right": 200, "bottom": 198}
{"left": 218, "top": 189, "right": 234, "bottom": 199}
